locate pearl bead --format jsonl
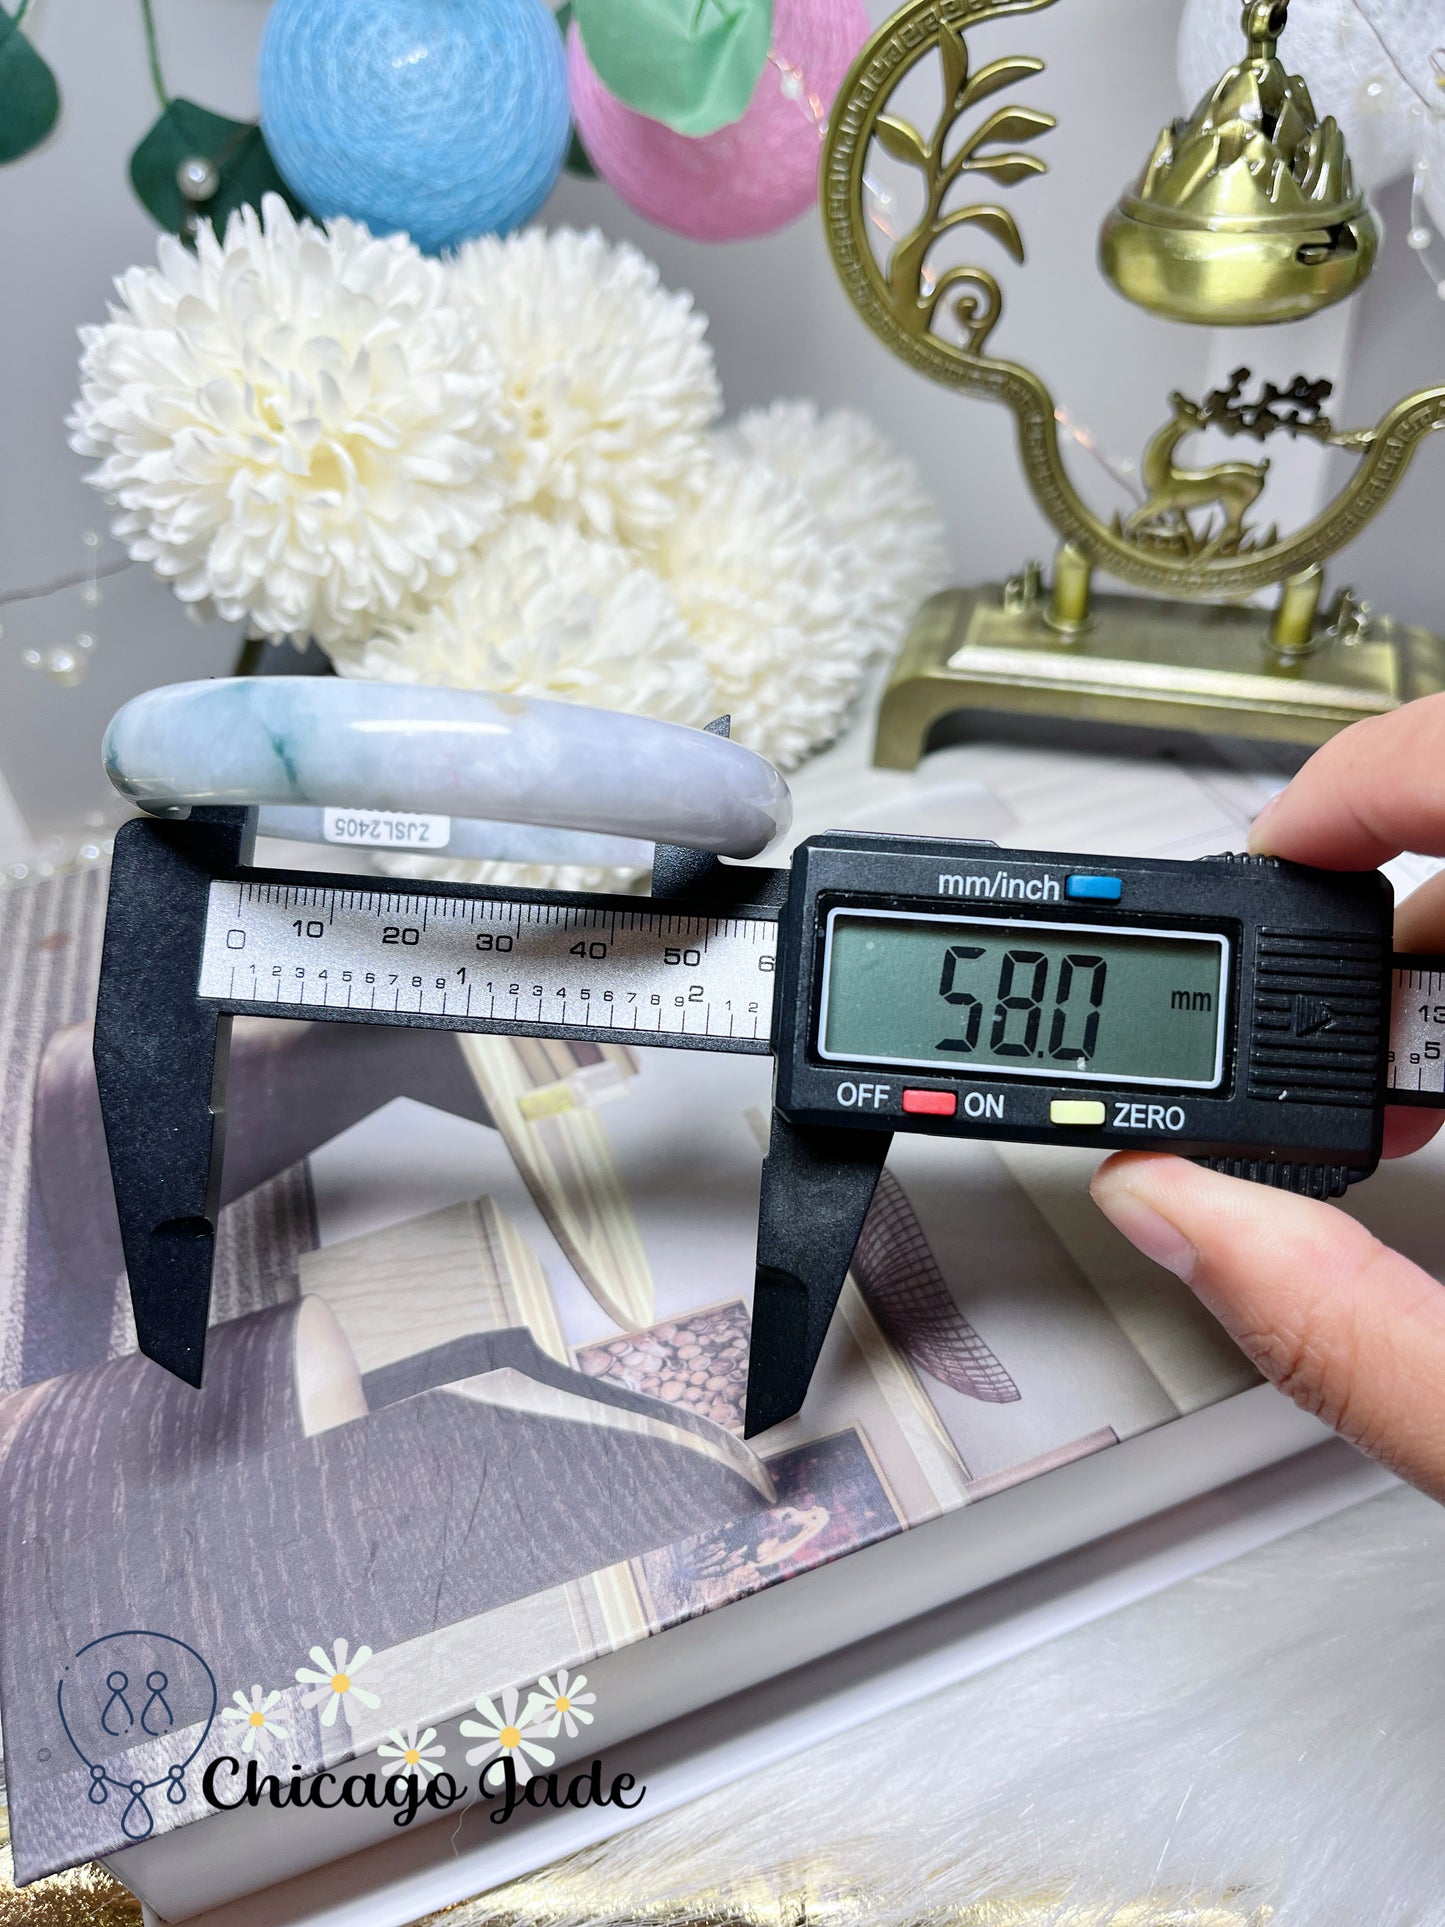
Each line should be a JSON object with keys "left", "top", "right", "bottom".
{"left": 176, "top": 155, "right": 220, "bottom": 202}
{"left": 41, "top": 645, "right": 85, "bottom": 686}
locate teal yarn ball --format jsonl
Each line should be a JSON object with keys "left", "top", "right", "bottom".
{"left": 259, "top": 0, "right": 571, "bottom": 253}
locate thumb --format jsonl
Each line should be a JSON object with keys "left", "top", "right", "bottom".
{"left": 1090, "top": 1152, "right": 1445, "bottom": 1502}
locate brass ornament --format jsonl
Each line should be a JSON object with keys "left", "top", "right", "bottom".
{"left": 1121, "top": 368, "right": 1366, "bottom": 562}
{"left": 820, "top": 0, "right": 1445, "bottom": 762}
{"left": 1100, "top": 2, "right": 1379, "bottom": 326}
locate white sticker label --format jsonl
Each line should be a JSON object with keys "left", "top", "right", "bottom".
{"left": 322, "top": 808, "right": 452, "bottom": 850}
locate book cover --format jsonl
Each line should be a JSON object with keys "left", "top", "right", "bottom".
{"left": 0, "top": 736, "right": 1431, "bottom": 1892}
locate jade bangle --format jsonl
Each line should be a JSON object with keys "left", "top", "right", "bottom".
{"left": 103, "top": 681, "right": 792, "bottom": 860}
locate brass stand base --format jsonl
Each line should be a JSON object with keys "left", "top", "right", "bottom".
{"left": 873, "top": 583, "right": 1445, "bottom": 770}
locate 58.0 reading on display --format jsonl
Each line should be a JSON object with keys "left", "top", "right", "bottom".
{"left": 818, "top": 909, "right": 1230, "bottom": 1091}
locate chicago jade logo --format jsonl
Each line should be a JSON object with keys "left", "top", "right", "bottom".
{"left": 62, "top": 1632, "right": 642, "bottom": 1839}
{"left": 199, "top": 1661, "right": 643, "bottom": 1830}
{"left": 202, "top": 1748, "right": 645, "bottom": 1830}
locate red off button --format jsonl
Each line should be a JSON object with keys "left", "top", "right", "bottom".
{"left": 902, "top": 1088, "right": 957, "bottom": 1117}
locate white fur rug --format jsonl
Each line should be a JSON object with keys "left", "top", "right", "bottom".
{"left": 442, "top": 1484, "right": 1445, "bottom": 1926}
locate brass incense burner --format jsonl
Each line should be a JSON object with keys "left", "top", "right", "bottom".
{"left": 824, "top": 0, "right": 1445, "bottom": 767}
{"left": 1101, "top": 1, "right": 1379, "bottom": 326}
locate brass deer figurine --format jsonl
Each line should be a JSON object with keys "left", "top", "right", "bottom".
{"left": 1125, "top": 393, "right": 1271, "bottom": 557}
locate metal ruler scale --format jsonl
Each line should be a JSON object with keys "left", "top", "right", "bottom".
{"left": 1388, "top": 963, "right": 1445, "bottom": 1104}
{"left": 197, "top": 878, "right": 779, "bottom": 1052}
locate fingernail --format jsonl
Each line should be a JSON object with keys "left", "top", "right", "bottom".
{"left": 1247, "top": 791, "right": 1282, "bottom": 854}
{"left": 1091, "top": 1181, "right": 1199, "bottom": 1282}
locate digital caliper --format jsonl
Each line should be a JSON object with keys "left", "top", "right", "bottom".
{"left": 94, "top": 807, "right": 1445, "bottom": 1435}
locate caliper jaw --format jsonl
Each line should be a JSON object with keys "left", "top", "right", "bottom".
{"left": 744, "top": 1113, "right": 893, "bottom": 1438}
{"left": 93, "top": 807, "right": 253, "bottom": 1385}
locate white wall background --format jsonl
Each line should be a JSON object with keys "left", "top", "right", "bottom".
{"left": 1, "top": 0, "right": 1441, "bottom": 859}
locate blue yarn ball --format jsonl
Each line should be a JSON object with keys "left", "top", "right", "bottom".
{"left": 259, "top": 0, "right": 571, "bottom": 254}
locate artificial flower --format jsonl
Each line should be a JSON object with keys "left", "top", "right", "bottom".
{"left": 657, "top": 449, "right": 861, "bottom": 771}
{"left": 451, "top": 226, "right": 721, "bottom": 546}
{"left": 377, "top": 1725, "right": 447, "bottom": 1782}
{"left": 331, "top": 513, "right": 717, "bottom": 892}
{"left": 536, "top": 1668, "right": 597, "bottom": 1740}
{"left": 460, "top": 1684, "right": 555, "bottom": 1786}
{"left": 295, "top": 1637, "right": 380, "bottom": 1729}
{"left": 381, "top": 850, "right": 646, "bottom": 895}
{"left": 220, "top": 1685, "right": 288, "bottom": 1754}
{"left": 720, "top": 400, "right": 950, "bottom": 654}
{"left": 333, "top": 515, "right": 713, "bottom": 723}
{"left": 69, "top": 194, "right": 509, "bottom": 648}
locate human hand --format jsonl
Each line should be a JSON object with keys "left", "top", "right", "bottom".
{"left": 1090, "top": 694, "right": 1445, "bottom": 1500}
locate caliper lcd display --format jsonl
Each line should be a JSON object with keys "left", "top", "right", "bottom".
{"left": 819, "top": 909, "right": 1228, "bottom": 1089}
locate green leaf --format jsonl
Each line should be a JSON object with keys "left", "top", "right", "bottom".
{"left": 553, "top": 5, "right": 596, "bottom": 177}
{"left": 874, "top": 114, "right": 928, "bottom": 170}
{"left": 572, "top": 0, "right": 773, "bottom": 138}
{"left": 129, "top": 97, "right": 307, "bottom": 239}
{"left": 0, "top": 10, "right": 59, "bottom": 164}
{"left": 565, "top": 124, "right": 598, "bottom": 178}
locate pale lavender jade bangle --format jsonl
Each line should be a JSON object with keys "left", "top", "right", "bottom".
{"left": 103, "top": 681, "right": 793, "bottom": 859}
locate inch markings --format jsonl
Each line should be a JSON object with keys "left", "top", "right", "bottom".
{"left": 1388, "top": 963, "right": 1445, "bottom": 1102}
{"left": 197, "top": 880, "right": 778, "bottom": 1047}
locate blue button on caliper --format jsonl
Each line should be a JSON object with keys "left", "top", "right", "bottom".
{"left": 1066, "top": 874, "right": 1123, "bottom": 902}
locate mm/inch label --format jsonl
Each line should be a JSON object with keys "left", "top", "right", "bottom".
{"left": 196, "top": 881, "right": 778, "bottom": 1048}
{"left": 1388, "top": 963, "right": 1445, "bottom": 1102}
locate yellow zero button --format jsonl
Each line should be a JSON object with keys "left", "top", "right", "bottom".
{"left": 1050, "top": 1099, "right": 1107, "bottom": 1127}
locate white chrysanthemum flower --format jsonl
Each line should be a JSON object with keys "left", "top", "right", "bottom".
{"left": 450, "top": 226, "right": 721, "bottom": 547}
{"left": 69, "top": 194, "right": 509, "bottom": 648}
{"left": 658, "top": 451, "right": 862, "bottom": 772}
{"left": 396, "top": 851, "right": 646, "bottom": 895}
{"left": 335, "top": 516, "right": 712, "bottom": 720}
{"left": 333, "top": 515, "right": 717, "bottom": 892}
{"left": 720, "top": 401, "right": 950, "bottom": 655}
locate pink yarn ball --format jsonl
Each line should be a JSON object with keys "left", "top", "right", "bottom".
{"left": 568, "top": 0, "right": 869, "bottom": 242}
